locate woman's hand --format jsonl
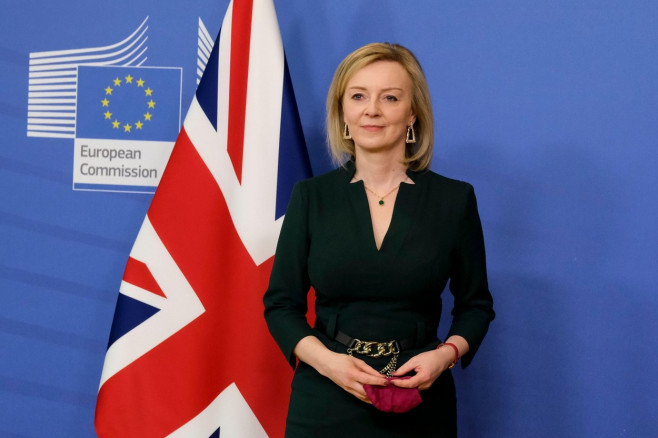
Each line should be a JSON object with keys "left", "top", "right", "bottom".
{"left": 317, "top": 352, "right": 389, "bottom": 403}
{"left": 293, "top": 336, "right": 388, "bottom": 403}
{"left": 391, "top": 336, "right": 469, "bottom": 390}
{"left": 389, "top": 348, "right": 452, "bottom": 390}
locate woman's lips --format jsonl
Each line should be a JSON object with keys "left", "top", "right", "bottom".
{"left": 361, "top": 125, "right": 384, "bottom": 132}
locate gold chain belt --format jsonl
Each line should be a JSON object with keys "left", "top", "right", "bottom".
{"left": 346, "top": 339, "right": 400, "bottom": 377}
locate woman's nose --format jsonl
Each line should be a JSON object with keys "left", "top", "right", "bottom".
{"left": 364, "top": 99, "right": 381, "bottom": 116}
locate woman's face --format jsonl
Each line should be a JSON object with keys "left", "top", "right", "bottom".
{"left": 342, "top": 60, "right": 416, "bottom": 156}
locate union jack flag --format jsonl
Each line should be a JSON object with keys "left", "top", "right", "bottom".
{"left": 95, "top": 0, "right": 312, "bottom": 436}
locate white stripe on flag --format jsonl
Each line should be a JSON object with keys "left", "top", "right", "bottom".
{"left": 99, "top": 216, "right": 205, "bottom": 387}
{"left": 167, "top": 384, "right": 267, "bottom": 438}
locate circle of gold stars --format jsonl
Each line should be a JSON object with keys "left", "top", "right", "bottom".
{"left": 101, "top": 74, "right": 155, "bottom": 132}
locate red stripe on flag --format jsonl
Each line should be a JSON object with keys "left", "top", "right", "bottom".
{"left": 95, "top": 128, "right": 292, "bottom": 438}
{"left": 226, "top": 0, "right": 254, "bottom": 183}
{"left": 122, "top": 257, "right": 166, "bottom": 298}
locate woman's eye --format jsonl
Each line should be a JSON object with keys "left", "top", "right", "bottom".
{"left": 351, "top": 93, "right": 364, "bottom": 100}
{"left": 385, "top": 95, "right": 398, "bottom": 102}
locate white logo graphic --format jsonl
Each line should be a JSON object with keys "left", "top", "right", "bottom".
{"left": 197, "top": 18, "right": 214, "bottom": 85}
{"left": 27, "top": 17, "right": 150, "bottom": 139}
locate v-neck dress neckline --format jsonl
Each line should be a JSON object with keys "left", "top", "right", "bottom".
{"left": 343, "top": 161, "right": 418, "bottom": 254}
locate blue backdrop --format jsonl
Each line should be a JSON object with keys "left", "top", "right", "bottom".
{"left": 1, "top": 1, "right": 656, "bottom": 436}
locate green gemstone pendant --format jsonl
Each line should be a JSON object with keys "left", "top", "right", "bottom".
{"left": 378, "top": 199, "right": 384, "bottom": 206}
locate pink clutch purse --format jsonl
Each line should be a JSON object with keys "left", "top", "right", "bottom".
{"left": 363, "top": 376, "right": 422, "bottom": 413}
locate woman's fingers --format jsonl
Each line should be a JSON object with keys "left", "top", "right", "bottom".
{"left": 390, "top": 349, "right": 452, "bottom": 390}
{"left": 326, "top": 355, "right": 391, "bottom": 403}
{"left": 392, "top": 359, "right": 417, "bottom": 376}
{"left": 390, "top": 373, "right": 431, "bottom": 390}
{"left": 347, "top": 387, "right": 372, "bottom": 404}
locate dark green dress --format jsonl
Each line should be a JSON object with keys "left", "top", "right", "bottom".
{"left": 264, "top": 161, "right": 494, "bottom": 437}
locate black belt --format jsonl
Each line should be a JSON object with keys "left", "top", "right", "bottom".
{"left": 317, "top": 315, "right": 435, "bottom": 354}
{"left": 323, "top": 321, "right": 436, "bottom": 377}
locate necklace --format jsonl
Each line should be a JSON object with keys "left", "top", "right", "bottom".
{"left": 363, "top": 176, "right": 409, "bottom": 206}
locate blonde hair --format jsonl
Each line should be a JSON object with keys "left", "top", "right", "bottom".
{"left": 326, "top": 42, "right": 434, "bottom": 171}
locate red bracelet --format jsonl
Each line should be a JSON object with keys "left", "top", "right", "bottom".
{"left": 437, "top": 342, "right": 459, "bottom": 369}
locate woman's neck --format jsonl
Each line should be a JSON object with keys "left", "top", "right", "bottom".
{"left": 353, "top": 152, "right": 408, "bottom": 189}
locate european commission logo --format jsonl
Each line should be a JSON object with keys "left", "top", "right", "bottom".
{"left": 74, "top": 66, "right": 181, "bottom": 193}
{"left": 25, "top": 16, "right": 217, "bottom": 194}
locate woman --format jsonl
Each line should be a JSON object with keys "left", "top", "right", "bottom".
{"left": 264, "top": 42, "right": 494, "bottom": 437}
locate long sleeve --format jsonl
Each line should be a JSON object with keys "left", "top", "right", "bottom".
{"left": 447, "top": 184, "right": 495, "bottom": 368}
{"left": 263, "top": 182, "right": 316, "bottom": 368}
